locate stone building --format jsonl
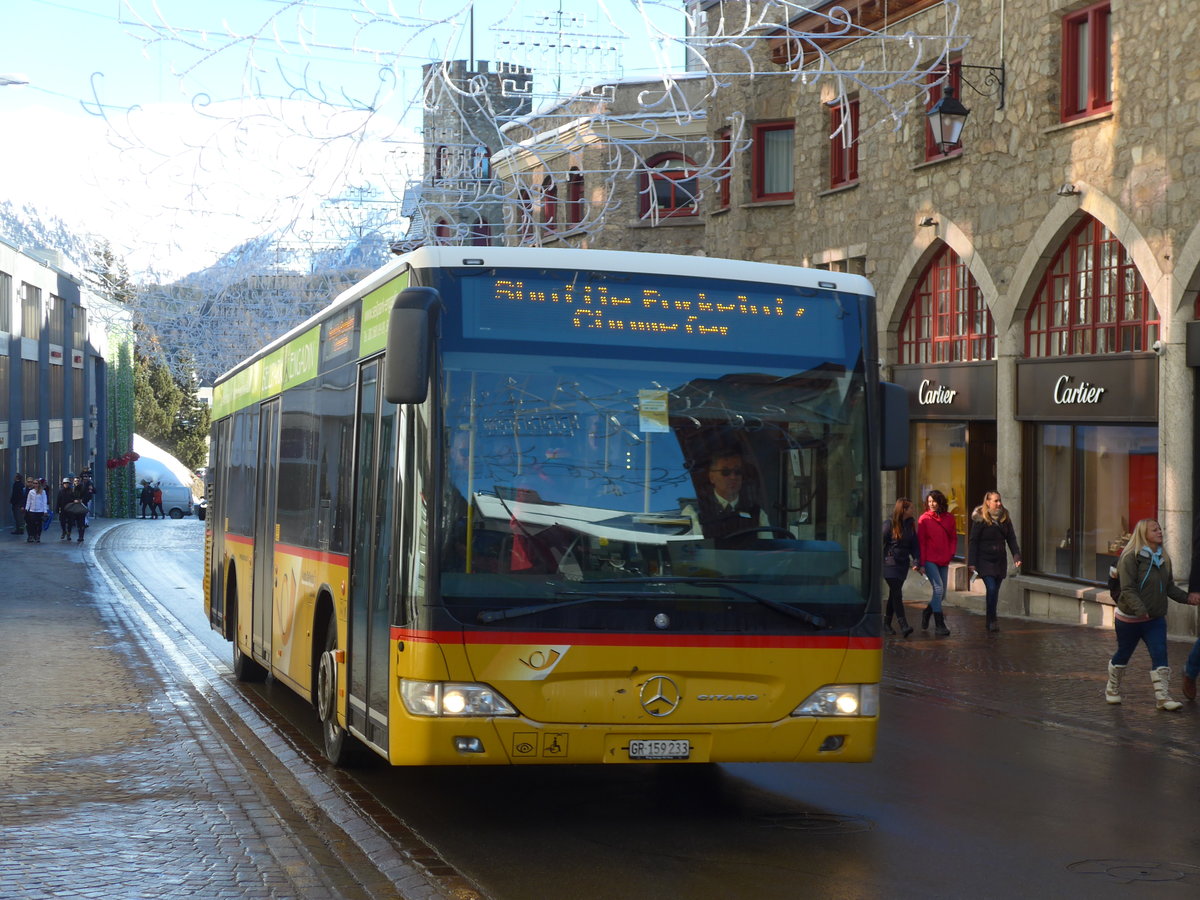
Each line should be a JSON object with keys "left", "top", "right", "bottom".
{"left": 398, "top": 59, "right": 533, "bottom": 250}
{"left": 691, "top": 0, "right": 1200, "bottom": 636}
{"left": 489, "top": 73, "right": 710, "bottom": 255}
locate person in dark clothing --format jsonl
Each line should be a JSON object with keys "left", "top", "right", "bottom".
{"left": 139, "top": 481, "right": 155, "bottom": 519}
{"left": 684, "top": 451, "right": 771, "bottom": 544}
{"left": 882, "top": 498, "right": 921, "bottom": 637}
{"left": 55, "top": 478, "right": 79, "bottom": 541}
{"left": 967, "top": 491, "right": 1022, "bottom": 633}
{"left": 9, "top": 472, "right": 26, "bottom": 535}
{"left": 1183, "top": 512, "right": 1200, "bottom": 700}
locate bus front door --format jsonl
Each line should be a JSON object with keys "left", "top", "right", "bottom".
{"left": 252, "top": 397, "right": 281, "bottom": 669}
{"left": 349, "top": 361, "right": 398, "bottom": 750}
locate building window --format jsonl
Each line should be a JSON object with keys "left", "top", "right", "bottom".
{"left": 640, "top": 153, "right": 698, "bottom": 219}
{"left": 434, "top": 220, "right": 452, "bottom": 244}
{"left": 829, "top": 98, "right": 859, "bottom": 188}
{"left": 752, "top": 122, "right": 794, "bottom": 201}
{"left": 22, "top": 359, "right": 38, "bottom": 411}
{"left": 48, "top": 295, "right": 65, "bottom": 346}
{"left": 1026, "top": 215, "right": 1156, "bottom": 357}
{"left": 0, "top": 358, "right": 8, "bottom": 421}
{"left": 567, "top": 168, "right": 584, "bottom": 227}
{"left": 434, "top": 145, "right": 449, "bottom": 182}
{"left": 1031, "top": 423, "right": 1156, "bottom": 582}
{"left": 924, "top": 61, "right": 962, "bottom": 160}
{"left": 515, "top": 189, "right": 534, "bottom": 245}
{"left": 539, "top": 175, "right": 557, "bottom": 232}
{"left": 469, "top": 218, "right": 491, "bottom": 247}
{"left": 73, "top": 306, "right": 87, "bottom": 348}
{"left": 22, "top": 283, "right": 41, "bottom": 339}
{"left": 899, "top": 244, "right": 995, "bottom": 364}
{"left": 715, "top": 128, "right": 731, "bottom": 208}
{"left": 49, "top": 363, "right": 64, "bottom": 419}
{"left": 816, "top": 257, "right": 866, "bottom": 276}
{"left": 73, "top": 367, "right": 84, "bottom": 416}
{"left": 0, "top": 270, "right": 11, "bottom": 333}
{"left": 1062, "top": 2, "right": 1112, "bottom": 122}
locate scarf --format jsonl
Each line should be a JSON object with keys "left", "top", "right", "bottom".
{"left": 1138, "top": 546, "right": 1165, "bottom": 589}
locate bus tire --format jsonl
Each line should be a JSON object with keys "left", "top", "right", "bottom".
{"left": 317, "top": 616, "right": 365, "bottom": 766}
{"left": 228, "top": 575, "right": 268, "bottom": 683}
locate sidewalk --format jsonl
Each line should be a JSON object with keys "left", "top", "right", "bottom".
{"left": 886, "top": 571, "right": 1200, "bottom": 758}
{"left": 0, "top": 518, "right": 468, "bottom": 900}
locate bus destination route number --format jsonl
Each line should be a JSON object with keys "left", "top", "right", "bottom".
{"left": 462, "top": 273, "right": 847, "bottom": 356}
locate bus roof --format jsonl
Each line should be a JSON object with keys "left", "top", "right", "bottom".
{"left": 215, "top": 246, "right": 875, "bottom": 385}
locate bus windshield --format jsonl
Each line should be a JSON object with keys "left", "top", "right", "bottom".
{"left": 438, "top": 350, "right": 870, "bottom": 632}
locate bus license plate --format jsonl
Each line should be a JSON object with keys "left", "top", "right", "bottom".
{"left": 629, "top": 739, "right": 690, "bottom": 760}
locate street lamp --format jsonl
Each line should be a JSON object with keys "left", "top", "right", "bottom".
{"left": 926, "top": 84, "right": 970, "bottom": 156}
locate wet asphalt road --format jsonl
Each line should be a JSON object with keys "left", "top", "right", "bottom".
{"left": 107, "top": 520, "right": 1200, "bottom": 899}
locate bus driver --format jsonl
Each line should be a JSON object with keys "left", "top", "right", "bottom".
{"left": 684, "top": 451, "right": 771, "bottom": 541}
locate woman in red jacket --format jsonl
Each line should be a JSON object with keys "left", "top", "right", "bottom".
{"left": 917, "top": 489, "right": 957, "bottom": 635}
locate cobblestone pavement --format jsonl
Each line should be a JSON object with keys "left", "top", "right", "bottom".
{"left": 887, "top": 575, "right": 1200, "bottom": 763}
{"left": 0, "top": 518, "right": 475, "bottom": 900}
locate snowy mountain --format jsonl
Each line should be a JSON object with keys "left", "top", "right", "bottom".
{"left": 0, "top": 198, "right": 94, "bottom": 272}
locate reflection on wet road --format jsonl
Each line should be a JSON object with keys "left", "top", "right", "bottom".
{"left": 106, "top": 519, "right": 1200, "bottom": 899}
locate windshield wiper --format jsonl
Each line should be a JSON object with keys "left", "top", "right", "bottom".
{"left": 477, "top": 594, "right": 634, "bottom": 624}
{"left": 476, "top": 576, "right": 826, "bottom": 628}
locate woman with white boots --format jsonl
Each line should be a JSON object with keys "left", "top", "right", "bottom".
{"left": 1105, "top": 519, "right": 1200, "bottom": 709}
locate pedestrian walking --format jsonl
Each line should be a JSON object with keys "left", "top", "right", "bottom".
{"left": 882, "top": 498, "right": 920, "bottom": 637}
{"left": 967, "top": 491, "right": 1022, "bottom": 633}
{"left": 1179, "top": 511, "right": 1200, "bottom": 701}
{"left": 1105, "top": 519, "right": 1200, "bottom": 709}
{"left": 55, "top": 478, "right": 78, "bottom": 541}
{"left": 917, "top": 489, "right": 956, "bottom": 636}
{"left": 9, "top": 472, "right": 27, "bottom": 535}
{"left": 153, "top": 483, "right": 165, "bottom": 520}
{"left": 24, "top": 479, "right": 49, "bottom": 543}
{"left": 139, "top": 480, "right": 155, "bottom": 518}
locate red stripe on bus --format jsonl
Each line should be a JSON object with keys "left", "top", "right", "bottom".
{"left": 275, "top": 543, "right": 351, "bottom": 567}
{"left": 219, "top": 533, "right": 349, "bottom": 567}
{"left": 391, "top": 627, "right": 880, "bottom": 650}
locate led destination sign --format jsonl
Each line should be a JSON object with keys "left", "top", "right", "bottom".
{"left": 459, "top": 271, "right": 851, "bottom": 356}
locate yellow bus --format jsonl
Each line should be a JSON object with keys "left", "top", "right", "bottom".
{"left": 204, "top": 246, "right": 908, "bottom": 765}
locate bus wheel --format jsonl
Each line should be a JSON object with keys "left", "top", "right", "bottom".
{"left": 233, "top": 644, "right": 268, "bottom": 683}
{"left": 317, "top": 621, "right": 363, "bottom": 766}
{"left": 229, "top": 580, "right": 267, "bottom": 683}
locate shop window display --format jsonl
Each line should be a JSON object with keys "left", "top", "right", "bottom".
{"left": 1033, "top": 423, "right": 1157, "bottom": 582}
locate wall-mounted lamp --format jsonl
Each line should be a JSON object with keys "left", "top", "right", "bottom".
{"left": 918, "top": 216, "right": 937, "bottom": 227}
{"left": 1056, "top": 183, "right": 1080, "bottom": 197}
{"left": 926, "top": 60, "right": 1007, "bottom": 155}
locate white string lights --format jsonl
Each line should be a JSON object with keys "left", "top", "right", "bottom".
{"left": 104, "top": 1, "right": 963, "bottom": 382}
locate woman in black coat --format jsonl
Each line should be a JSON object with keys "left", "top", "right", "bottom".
{"left": 967, "top": 491, "right": 1022, "bottom": 633}
{"left": 882, "top": 498, "right": 921, "bottom": 637}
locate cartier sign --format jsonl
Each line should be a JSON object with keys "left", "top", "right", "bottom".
{"left": 891, "top": 363, "right": 996, "bottom": 420}
{"left": 1016, "top": 355, "right": 1157, "bottom": 422}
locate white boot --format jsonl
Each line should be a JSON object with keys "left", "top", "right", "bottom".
{"left": 1105, "top": 662, "right": 1126, "bottom": 704}
{"left": 1151, "top": 667, "right": 1182, "bottom": 711}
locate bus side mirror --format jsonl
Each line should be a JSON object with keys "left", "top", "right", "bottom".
{"left": 879, "top": 381, "right": 909, "bottom": 471}
{"left": 384, "top": 287, "right": 442, "bottom": 404}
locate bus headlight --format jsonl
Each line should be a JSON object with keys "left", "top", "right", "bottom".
{"left": 790, "top": 684, "right": 879, "bottom": 717}
{"left": 400, "top": 680, "right": 518, "bottom": 717}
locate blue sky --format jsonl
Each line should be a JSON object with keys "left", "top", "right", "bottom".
{"left": 0, "top": 0, "right": 689, "bottom": 276}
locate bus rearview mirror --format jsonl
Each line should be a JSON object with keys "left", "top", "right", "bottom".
{"left": 879, "top": 381, "right": 909, "bottom": 471}
{"left": 384, "top": 287, "right": 443, "bottom": 405}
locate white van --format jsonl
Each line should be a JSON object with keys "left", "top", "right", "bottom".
{"left": 133, "top": 434, "right": 199, "bottom": 518}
